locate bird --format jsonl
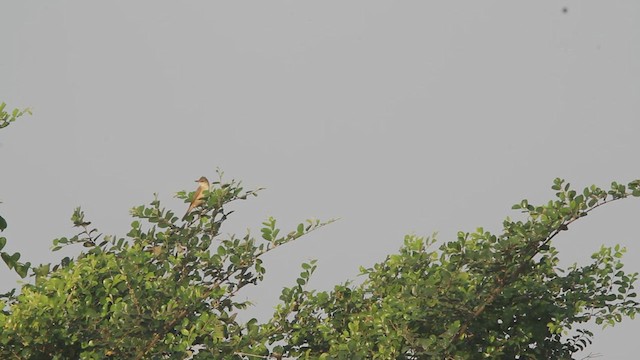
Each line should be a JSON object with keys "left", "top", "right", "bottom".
{"left": 182, "top": 176, "right": 210, "bottom": 221}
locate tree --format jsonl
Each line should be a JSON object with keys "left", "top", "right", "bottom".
{"left": 0, "top": 170, "right": 331, "bottom": 358}
{"left": 1, "top": 105, "right": 638, "bottom": 358}
{"left": 269, "top": 179, "right": 640, "bottom": 359}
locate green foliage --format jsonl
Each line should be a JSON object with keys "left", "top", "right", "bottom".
{"left": 269, "top": 179, "right": 640, "bottom": 359}
{"left": 2, "top": 102, "right": 638, "bottom": 357}
{"left": 0, "top": 102, "right": 31, "bottom": 130}
{"left": 0, "top": 172, "right": 638, "bottom": 359}
{"left": 0, "top": 101, "right": 32, "bottom": 277}
{"left": 0, "top": 172, "right": 331, "bottom": 358}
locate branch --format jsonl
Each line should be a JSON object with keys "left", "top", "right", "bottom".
{"left": 449, "top": 191, "right": 631, "bottom": 346}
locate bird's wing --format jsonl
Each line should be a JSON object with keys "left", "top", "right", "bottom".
{"left": 188, "top": 185, "right": 205, "bottom": 212}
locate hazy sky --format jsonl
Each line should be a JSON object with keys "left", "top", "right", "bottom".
{"left": 2, "top": 2, "right": 639, "bottom": 358}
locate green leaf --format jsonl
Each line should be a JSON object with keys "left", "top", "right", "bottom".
{"left": 15, "top": 262, "right": 30, "bottom": 278}
{"left": 1, "top": 252, "right": 15, "bottom": 269}
{"left": 0, "top": 215, "right": 6, "bottom": 231}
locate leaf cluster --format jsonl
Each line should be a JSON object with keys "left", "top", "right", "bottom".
{"left": 0, "top": 102, "right": 31, "bottom": 130}
{"left": 0, "top": 101, "right": 33, "bottom": 279}
{"left": 0, "top": 172, "right": 330, "bottom": 359}
{"left": 268, "top": 179, "right": 640, "bottom": 359}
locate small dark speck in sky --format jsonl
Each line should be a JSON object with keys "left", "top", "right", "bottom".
{"left": 562, "top": 7, "right": 569, "bottom": 14}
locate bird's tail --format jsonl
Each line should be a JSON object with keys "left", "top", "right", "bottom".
{"left": 182, "top": 209, "right": 191, "bottom": 221}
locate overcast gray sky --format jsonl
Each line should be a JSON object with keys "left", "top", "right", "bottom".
{"left": 2, "top": 1, "right": 639, "bottom": 358}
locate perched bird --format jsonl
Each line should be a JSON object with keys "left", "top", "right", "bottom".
{"left": 182, "top": 176, "right": 210, "bottom": 221}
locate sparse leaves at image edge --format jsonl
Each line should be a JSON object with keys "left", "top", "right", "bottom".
{"left": 0, "top": 102, "right": 31, "bottom": 129}
{"left": 0, "top": 101, "right": 32, "bottom": 277}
